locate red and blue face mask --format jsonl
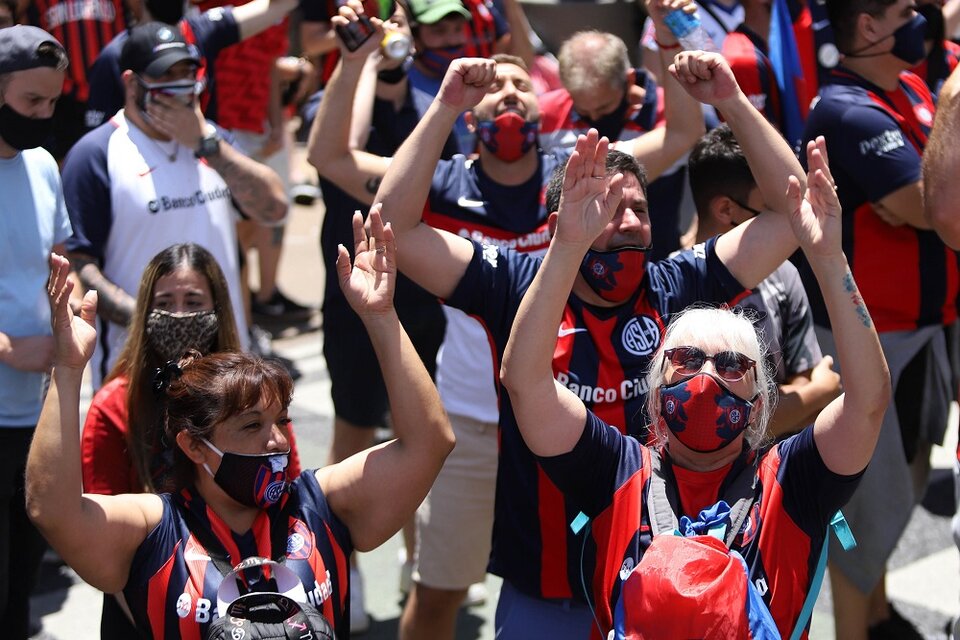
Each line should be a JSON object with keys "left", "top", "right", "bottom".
{"left": 202, "top": 439, "right": 289, "bottom": 508}
{"left": 579, "top": 246, "right": 648, "bottom": 303}
{"left": 476, "top": 112, "right": 539, "bottom": 162}
{"left": 659, "top": 373, "right": 756, "bottom": 453}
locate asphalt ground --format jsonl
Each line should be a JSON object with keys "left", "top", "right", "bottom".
{"left": 28, "top": 144, "right": 960, "bottom": 639}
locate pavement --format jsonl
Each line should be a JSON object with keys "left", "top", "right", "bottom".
{"left": 28, "top": 144, "right": 960, "bottom": 639}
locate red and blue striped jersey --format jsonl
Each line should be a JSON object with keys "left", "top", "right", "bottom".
{"left": 797, "top": 68, "right": 958, "bottom": 333}
{"left": 122, "top": 473, "right": 352, "bottom": 639}
{"left": 912, "top": 40, "right": 960, "bottom": 98}
{"left": 722, "top": 26, "right": 784, "bottom": 133}
{"left": 444, "top": 237, "right": 748, "bottom": 600}
{"left": 539, "top": 413, "right": 862, "bottom": 638}
{"left": 26, "top": 0, "right": 128, "bottom": 102}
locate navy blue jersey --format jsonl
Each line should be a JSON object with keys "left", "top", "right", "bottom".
{"left": 84, "top": 8, "right": 240, "bottom": 130}
{"left": 723, "top": 26, "right": 783, "bottom": 133}
{"left": 123, "top": 473, "right": 352, "bottom": 640}
{"left": 445, "top": 237, "right": 748, "bottom": 600}
{"left": 797, "top": 68, "right": 958, "bottom": 333}
{"left": 539, "top": 414, "right": 861, "bottom": 638}
{"left": 318, "top": 85, "right": 458, "bottom": 317}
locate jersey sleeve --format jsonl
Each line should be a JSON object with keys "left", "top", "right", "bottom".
{"left": 84, "top": 40, "right": 125, "bottom": 131}
{"left": 444, "top": 241, "right": 541, "bottom": 343}
{"left": 774, "top": 426, "right": 864, "bottom": 536}
{"left": 62, "top": 127, "right": 114, "bottom": 261}
{"left": 833, "top": 103, "right": 922, "bottom": 203}
{"left": 489, "top": 0, "right": 510, "bottom": 38}
{"left": 646, "top": 236, "right": 749, "bottom": 317}
{"left": 191, "top": 7, "right": 241, "bottom": 60}
{"left": 81, "top": 381, "right": 136, "bottom": 495}
{"left": 778, "top": 263, "right": 822, "bottom": 377}
{"left": 537, "top": 411, "right": 644, "bottom": 517}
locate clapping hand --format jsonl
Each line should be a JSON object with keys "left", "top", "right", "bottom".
{"left": 337, "top": 204, "right": 396, "bottom": 318}
{"left": 47, "top": 254, "right": 97, "bottom": 371}
{"left": 554, "top": 130, "right": 625, "bottom": 248}
{"left": 787, "top": 136, "right": 843, "bottom": 259}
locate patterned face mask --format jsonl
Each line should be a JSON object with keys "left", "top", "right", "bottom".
{"left": 201, "top": 439, "right": 290, "bottom": 509}
{"left": 145, "top": 309, "right": 219, "bottom": 361}
{"left": 659, "top": 373, "right": 757, "bottom": 453}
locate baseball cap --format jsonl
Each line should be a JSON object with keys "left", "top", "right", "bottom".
{"left": 119, "top": 22, "right": 200, "bottom": 78}
{"left": 0, "top": 25, "right": 66, "bottom": 74}
{"left": 406, "top": 0, "right": 470, "bottom": 25}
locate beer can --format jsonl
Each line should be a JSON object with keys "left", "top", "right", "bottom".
{"left": 381, "top": 31, "right": 412, "bottom": 60}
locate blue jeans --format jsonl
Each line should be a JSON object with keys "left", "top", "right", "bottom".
{"left": 494, "top": 579, "right": 597, "bottom": 639}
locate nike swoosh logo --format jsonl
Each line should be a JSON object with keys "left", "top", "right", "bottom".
{"left": 457, "top": 196, "right": 486, "bottom": 209}
{"left": 558, "top": 327, "right": 588, "bottom": 338}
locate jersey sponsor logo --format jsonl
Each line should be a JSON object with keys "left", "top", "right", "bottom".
{"left": 858, "top": 129, "right": 905, "bottom": 156}
{"left": 555, "top": 371, "right": 651, "bottom": 404}
{"left": 176, "top": 592, "right": 192, "bottom": 618}
{"left": 44, "top": 0, "right": 116, "bottom": 29}
{"left": 621, "top": 315, "right": 660, "bottom": 357}
{"left": 305, "top": 570, "right": 334, "bottom": 608}
{"left": 460, "top": 227, "right": 551, "bottom": 252}
{"left": 147, "top": 186, "right": 232, "bottom": 214}
{"left": 558, "top": 325, "right": 588, "bottom": 338}
{"left": 481, "top": 244, "right": 500, "bottom": 268}
{"left": 456, "top": 196, "right": 487, "bottom": 209}
{"left": 754, "top": 576, "right": 768, "bottom": 596}
{"left": 915, "top": 105, "right": 933, "bottom": 127}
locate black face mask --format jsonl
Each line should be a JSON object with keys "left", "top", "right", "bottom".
{"left": 579, "top": 91, "right": 630, "bottom": 141}
{"left": 0, "top": 103, "right": 54, "bottom": 151}
{"left": 145, "top": 0, "right": 185, "bottom": 24}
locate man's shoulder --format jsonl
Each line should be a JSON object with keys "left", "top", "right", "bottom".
{"left": 63, "top": 119, "right": 123, "bottom": 172}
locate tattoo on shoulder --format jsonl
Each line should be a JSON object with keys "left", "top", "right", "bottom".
{"left": 842, "top": 271, "right": 873, "bottom": 328}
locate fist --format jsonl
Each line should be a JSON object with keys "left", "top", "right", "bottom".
{"left": 437, "top": 58, "right": 496, "bottom": 113}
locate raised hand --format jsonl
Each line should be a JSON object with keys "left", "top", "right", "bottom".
{"left": 669, "top": 50, "right": 742, "bottom": 107}
{"left": 436, "top": 58, "right": 496, "bottom": 114}
{"left": 332, "top": 0, "right": 386, "bottom": 61}
{"left": 554, "top": 130, "right": 625, "bottom": 247}
{"left": 645, "top": 0, "right": 697, "bottom": 35}
{"left": 787, "top": 136, "right": 843, "bottom": 259}
{"left": 47, "top": 254, "right": 97, "bottom": 371}
{"left": 337, "top": 204, "right": 396, "bottom": 318}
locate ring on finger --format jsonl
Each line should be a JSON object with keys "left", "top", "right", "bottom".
{"left": 375, "top": 246, "right": 386, "bottom": 254}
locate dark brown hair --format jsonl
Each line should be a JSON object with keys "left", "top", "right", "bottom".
{"left": 163, "top": 352, "right": 294, "bottom": 489}
{"left": 107, "top": 243, "right": 241, "bottom": 492}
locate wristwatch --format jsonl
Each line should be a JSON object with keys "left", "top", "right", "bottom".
{"left": 194, "top": 129, "right": 222, "bottom": 159}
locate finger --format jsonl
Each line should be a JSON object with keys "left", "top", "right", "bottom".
{"left": 337, "top": 4, "right": 359, "bottom": 21}
{"left": 382, "top": 221, "right": 397, "bottom": 265}
{"left": 606, "top": 172, "right": 625, "bottom": 215}
{"left": 594, "top": 135, "right": 609, "bottom": 176}
{"left": 562, "top": 147, "right": 584, "bottom": 194}
{"left": 80, "top": 289, "right": 97, "bottom": 327}
{"left": 369, "top": 203, "right": 386, "bottom": 247}
{"left": 816, "top": 135, "right": 829, "bottom": 167}
{"left": 351, "top": 210, "right": 368, "bottom": 255}
{"left": 335, "top": 244, "right": 353, "bottom": 289}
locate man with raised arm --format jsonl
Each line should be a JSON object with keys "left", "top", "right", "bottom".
{"left": 308, "top": 2, "right": 704, "bottom": 636}
{"left": 371, "top": 49, "right": 805, "bottom": 637}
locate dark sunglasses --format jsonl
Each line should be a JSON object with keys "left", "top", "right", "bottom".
{"left": 663, "top": 346, "right": 756, "bottom": 382}
{"left": 731, "top": 198, "right": 763, "bottom": 218}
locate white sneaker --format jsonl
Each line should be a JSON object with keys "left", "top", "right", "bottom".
{"left": 398, "top": 548, "right": 414, "bottom": 596}
{"left": 349, "top": 566, "right": 371, "bottom": 634}
{"left": 462, "top": 582, "right": 488, "bottom": 607}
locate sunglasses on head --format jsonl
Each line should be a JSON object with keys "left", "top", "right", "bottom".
{"left": 663, "top": 346, "right": 756, "bottom": 382}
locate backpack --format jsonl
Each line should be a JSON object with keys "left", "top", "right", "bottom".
{"left": 594, "top": 448, "right": 855, "bottom": 640}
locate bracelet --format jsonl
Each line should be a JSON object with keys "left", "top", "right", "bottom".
{"left": 655, "top": 37, "right": 681, "bottom": 50}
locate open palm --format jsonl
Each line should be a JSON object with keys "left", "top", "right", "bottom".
{"left": 337, "top": 204, "right": 396, "bottom": 317}
{"left": 555, "top": 131, "right": 625, "bottom": 246}
{"left": 47, "top": 254, "right": 97, "bottom": 371}
{"left": 789, "top": 137, "right": 842, "bottom": 258}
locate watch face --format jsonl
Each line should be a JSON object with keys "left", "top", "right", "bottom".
{"left": 197, "top": 133, "right": 220, "bottom": 158}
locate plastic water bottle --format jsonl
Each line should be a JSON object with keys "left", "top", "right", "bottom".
{"left": 663, "top": 9, "right": 717, "bottom": 52}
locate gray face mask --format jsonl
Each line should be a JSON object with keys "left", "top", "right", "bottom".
{"left": 145, "top": 309, "right": 219, "bottom": 361}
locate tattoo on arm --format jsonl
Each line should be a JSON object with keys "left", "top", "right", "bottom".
{"left": 365, "top": 176, "right": 382, "bottom": 195}
{"left": 72, "top": 255, "right": 135, "bottom": 327}
{"left": 207, "top": 144, "right": 287, "bottom": 224}
{"left": 842, "top": 271, "right": 873, "bottom": 328}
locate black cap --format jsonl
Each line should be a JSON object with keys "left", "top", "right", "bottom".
{"left": 0, "top": 25, "right": 66, "bottom": 74}
{"left": 119, "top": 22, "right": 200, "bottom": 77}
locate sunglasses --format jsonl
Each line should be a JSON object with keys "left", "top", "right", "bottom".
{"left": 731, "top": 198, "right": 763, "bottom": 218}
{"left": 663, "top": 346, "right": 756, "bottom": 382}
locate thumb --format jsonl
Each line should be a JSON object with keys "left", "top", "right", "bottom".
{"left": 80, "top": 290, "right": 98, "bottom": 327}
{"left": 335, "top": 244, "right": 352, "bottom": 288}
{"left": 821, "top": 355, "right": 834, "bottom": 369}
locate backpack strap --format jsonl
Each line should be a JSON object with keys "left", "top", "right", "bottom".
{"left": 788, "top": 511, "right": 857, "bottom": 640}
{"left": 647, "top": 447, "right": 759, "bottom": 548}
{"left": 177, "top": 492, "right": 295, "bottom": 578}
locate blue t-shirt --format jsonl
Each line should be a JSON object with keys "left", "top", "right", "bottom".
{"left": 84, "top": 8, "right": 240, "bottom": 130}
{"left": 445, "top": 237, "right": 748, "bottom": 600}
{"left": 0, "top": 148, "right": 72, "bottom": 427}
